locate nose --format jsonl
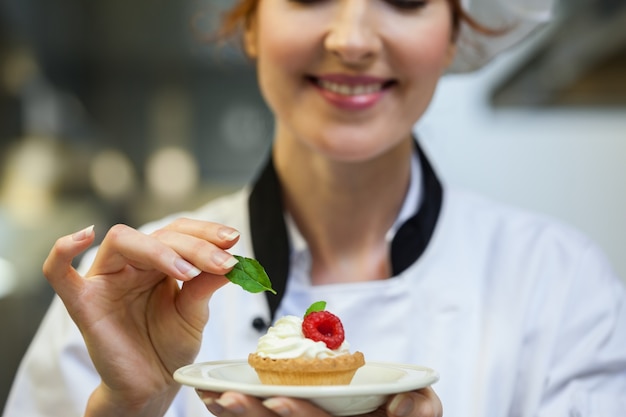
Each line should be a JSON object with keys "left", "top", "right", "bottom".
{"left": 324, "top": 0, "right": 381, "bottom": 65}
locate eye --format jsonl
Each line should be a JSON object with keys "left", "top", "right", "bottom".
{"left": 386, "top": 0, "right": 428, "bottom": 10}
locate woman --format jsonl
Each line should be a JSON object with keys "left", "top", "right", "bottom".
{"left": 4, "top": 0, "right": 626, "bottom": 416}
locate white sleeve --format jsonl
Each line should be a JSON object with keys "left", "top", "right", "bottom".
{"left": 2, "top": 246, "right": 100, "bottom": 417}
{"left": 536, "top": 242, "right": 626, "bottom": 416}
{"left": 2, "top": 221, "right": 205, "bottom": 417}
{"left": 2, "top": 295, "right": 98, "bottom": 417}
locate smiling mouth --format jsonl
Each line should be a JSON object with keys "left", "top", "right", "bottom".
{"left": 309, "top": 77, "right": 395, "bottom": 96}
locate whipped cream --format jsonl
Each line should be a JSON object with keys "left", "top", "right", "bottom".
{"left": 255, "top": 315, "right": 351, "bottom": 359}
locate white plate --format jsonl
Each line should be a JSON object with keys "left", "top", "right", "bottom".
{"left": 174, "top": 360, "right": 439, "bottom": 416}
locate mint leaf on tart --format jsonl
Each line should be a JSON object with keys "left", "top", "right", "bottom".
{"left": 225, "top": 256, "right": 276, "bottom": 294}
{"left": 304, "top": 301, "right": 327, "bottom": 317}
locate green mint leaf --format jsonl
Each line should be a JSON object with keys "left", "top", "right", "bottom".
{"left": 225, "top": 256, "right": 276, "bottom": 294}
{"left": 304, "top": 301, "right": 327, "bottom": 317}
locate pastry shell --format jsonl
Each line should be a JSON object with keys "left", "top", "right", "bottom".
{"left": 248, "top": 351, "right": 365, "bottom": 386}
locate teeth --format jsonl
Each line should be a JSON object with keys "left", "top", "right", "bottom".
{"left": 318, "top": 79, "right": 383, "bottom": 96}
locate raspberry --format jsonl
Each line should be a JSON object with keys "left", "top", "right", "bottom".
{"left": 302, "top": 310, "right": 345, "bottom": 350}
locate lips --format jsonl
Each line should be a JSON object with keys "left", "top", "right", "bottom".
{"left": 308, "top": 74, "right": 395, "bottom": 110}
{"left": 317, "top": 79, "right": 385, "bottom": 96}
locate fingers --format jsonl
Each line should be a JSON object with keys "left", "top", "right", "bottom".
{"left": 195, "top": 389, "right": 443, "bottom": 417}
{"left": 89, "top": 221, "right": 240, "bottom": 281}
{"left": 263, "top": 396, "right": 331, "bottom": 417}
{"left": 196, "top": 392, "right": 331, "bottom": 417}
{"left": 161, "top": 218, "right": 241, "bottom": 250}
{"left": 86, "top": 224, "right": 199, "bottom": 281}
{"left": 388, "top": 388, "right": 443, "bottom": 417}
{"left": 199, "top": 392, "right": 270, "bottom": 417}
{"left": 42, "top": 225, "right": 96, "bottom": 300}
{"left": 150, "top": 228, "right": 239, "bottom": 273}
{"left": 157, "top": 218, "right": 241, "bottom": 274}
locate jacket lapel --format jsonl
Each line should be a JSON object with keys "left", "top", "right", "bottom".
{"left": 248, "top": 139, "right": 443, "bottom": 322}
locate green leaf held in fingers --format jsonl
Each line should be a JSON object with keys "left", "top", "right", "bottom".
{"left": 225, "top": 255, "right": 276, "bottom": 294}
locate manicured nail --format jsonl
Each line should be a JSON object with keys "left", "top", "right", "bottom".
{"left": 72, "top": 225, "right": 94, "bottom": 241}
{"left": 389, "top": 394, "right": 414, "bottom": 417}
{"left": 216, "top": 396, "right": 245, "bottom": 414}
{"left": 174, "top": 258, "right": 202, "bottom": 278}
{"left": 263, "top": 398, "right": 291, "bottom": 417}
{"left": 214, "top": 251, "right": 238, "bottom": 269}
{"left": 218, "top": 227, "right": 240, "bottom": 241}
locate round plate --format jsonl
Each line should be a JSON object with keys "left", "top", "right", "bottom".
{"left": 174, "top": 360, "right": 439, "bottom": 416}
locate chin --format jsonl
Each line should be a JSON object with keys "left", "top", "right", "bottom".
{"left": 311, "top": 135, "right": 401, "bottom": 164}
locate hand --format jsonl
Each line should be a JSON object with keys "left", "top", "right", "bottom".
{"left": 43, "top": 219, "right": 241, "bottom": 417}
{"left": 196, "top": 387, "right": 443, "bottom": 417}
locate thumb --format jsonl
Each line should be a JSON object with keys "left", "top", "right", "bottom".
{"left": 42, "top": 225, "right": 96, "bottom": 299}
{"left": 388, "top": 388, "right": 443, "bottom": 417}
{"left": 177, "top": 273, "right": 230, "bottom": 329}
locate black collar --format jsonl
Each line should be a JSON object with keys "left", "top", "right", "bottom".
{"left": 249, "top": 139, "right": 443, "bottom": 323}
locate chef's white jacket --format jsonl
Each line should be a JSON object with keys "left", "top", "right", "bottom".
{"left": 4, "top": 145, "right": 626, "bottom": 417}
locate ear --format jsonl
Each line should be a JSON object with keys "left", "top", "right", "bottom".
{"left": 243, "top": 16, "right": 258, "bottom": 59}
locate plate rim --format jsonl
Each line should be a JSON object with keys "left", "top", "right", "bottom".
{"left": 174, "top": 359, "right": 439, "bottom": 398}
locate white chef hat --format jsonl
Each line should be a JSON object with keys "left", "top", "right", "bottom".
{"left": 450, "top": 0, "right": 556, "bottom": 73}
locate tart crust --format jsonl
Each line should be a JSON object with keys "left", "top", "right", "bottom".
{"left": 248, "top": 352, "right": 365, "bottom": 386}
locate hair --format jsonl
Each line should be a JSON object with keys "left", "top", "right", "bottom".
{"left": 216, "top": 0, "right": 500, "bottom": 45}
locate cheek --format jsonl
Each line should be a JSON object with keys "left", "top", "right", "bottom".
{"left": 383, "top": 8, "right": 454, "bottom": 75}
{"left": 402, "top": 32, "right": 453, "bottom": 75}
{"left": 255, "top": 31, "right": 307, "bottom": 111}
{"left": 259, "top": 41, "right": 308, "bottom": 79}
{"left": 255, "top": 8, "right": 320, "bottom": 79}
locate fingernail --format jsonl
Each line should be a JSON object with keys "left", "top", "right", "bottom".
{"left": 72, "top": 225, "right": 94, "bottom": 241}
{"left": 202, "top": 397, "right": 224, "bottom": 415}
{"left": 214, "top": 251, "right": 238, "bottom": 269}
{"left": 389, "top": 394, "right": 414, "bottom": 417}
{"left": 218, "top": 227, "right": 240, "bottom": 241}
{"left": 263, "top": 398, "right": 291, "bottom": 417}
{"left": 216, "top": 396, "right": 245, "bottom": 414}
{"left": 174, "top": 258, "right": 202, "bottom": 278}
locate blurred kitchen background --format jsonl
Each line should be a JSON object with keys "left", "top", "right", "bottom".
{"left": 0, "top": 0, "right": 625, "bottom": 411}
